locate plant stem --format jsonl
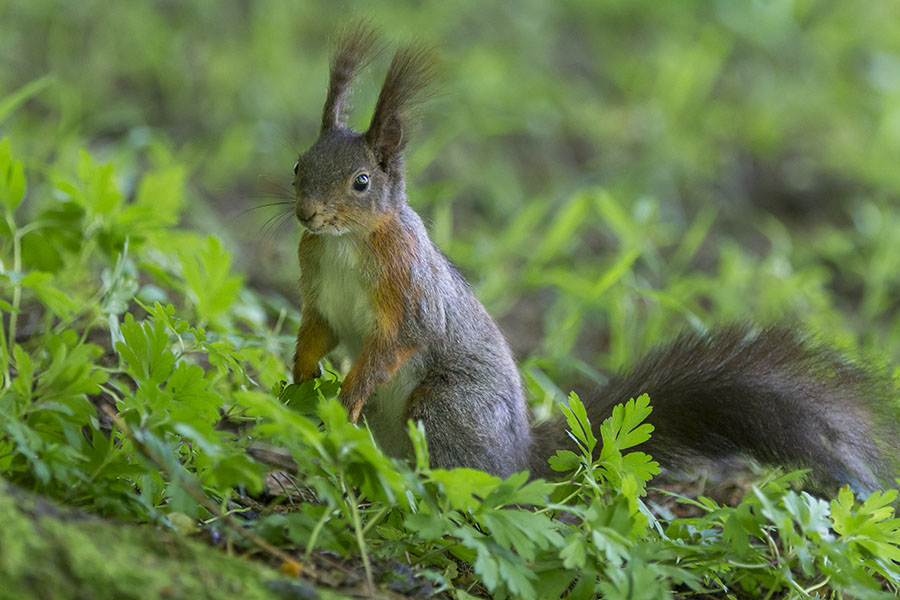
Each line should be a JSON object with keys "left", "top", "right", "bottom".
{"left": 304, "top": 506, "right": 334, "bottom": 561}
{"left": 360, "top": 503, "right": 390, "bottom": 537}
{"left": 345, "top": 483, "right": 374, "bottom": 592}
{"left": 7, "top": 213, "right": 21, "bottom": 353}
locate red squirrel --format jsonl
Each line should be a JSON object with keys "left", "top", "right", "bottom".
{"left": 292, "top": 24, "right": 899, "bottom": 494}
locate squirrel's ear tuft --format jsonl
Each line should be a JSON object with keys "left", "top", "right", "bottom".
{"left": 321, "top": 22, "right": 382, "bottom": 134}
{"left": 365, "top": 42, "right": 436, "bottom": 172}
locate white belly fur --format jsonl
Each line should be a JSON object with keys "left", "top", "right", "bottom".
{"left": 314, "top": 237, "right": 374, "bottom": 349}
{"left": 313, "top": 236, "right": 421, "bottom": 459}
{"left": 364, "top": 355, "right": 422, "bottom": 458}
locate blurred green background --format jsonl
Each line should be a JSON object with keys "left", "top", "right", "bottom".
{"left": 4, "top": 0, "right": 900, "bottom": 399}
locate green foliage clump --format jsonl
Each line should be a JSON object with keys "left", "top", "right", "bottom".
{"left": 2, "top": 135, "right": 900, "bottom": 598}
{"left": 4, "top": 2, "right": 900, "bottom": 596}
{"left": 0, "top": 137, "right": 272, "bottom": 520}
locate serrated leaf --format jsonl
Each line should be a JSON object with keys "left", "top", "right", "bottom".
{"left": 478, "top": 509, "right": 563, "bottom": 561}
{"left": 561, "top": 392, "right": 597, "bottom": 454}
{"left": 19, "top": 271, "right": 78, "bottom": 320}
{"left": 166, "top": 362, "right": 219, "bottom": 422}
{"left": 405, "top": 512, "right": 452, "bottom": 540}
{"left": 116, "top": 313, "right": 176, "bottom": 385}
{"left": 76, "top": 149, "right": 122, "bottom": 216}
{"left": 279, "top": 381, "right": 320, "bottom": 414}
{"left": 11, "top": 345, "right": 34, "bottom": 401}
{"left": 561, "top": 534, "right": 587, "bottom": 569}
{"left": 3, "top": 420, "right": 50, "bottom": 483}
{"left": 120, "top": 164, "right": 184, "bottom": 230}
{"left": 483, "top": 473, "right": 554, "bottom": 508}
{"left": 831, "top": 487, "right": 900, "bottom": 562}
{"left": 549, "top": 449, "right": 580, "bottom": 472}
{"left": 620, "top": 451, "right": 660, "bottom": 485}
{"left": 430, "top": 468, "right": 500, "bottom": 512}
{"left": 599, "top": 395, "right": 654, "bottom": 458}
{"left": 180, "top": 236, "right": 242, "bottom": 326}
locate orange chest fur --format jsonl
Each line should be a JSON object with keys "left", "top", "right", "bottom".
{"left": 297, "top": 230, "right": 424, "bottom": 459}
{"left": 298, "top": 221, "right": 420, "bottom": 346}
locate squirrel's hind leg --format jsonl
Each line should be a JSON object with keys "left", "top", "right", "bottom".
{"left": 404, "top": 377, "right": 532, "bottom": 479}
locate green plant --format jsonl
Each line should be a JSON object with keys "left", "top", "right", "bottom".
{"left": 4, "top": 3, "right": 900, "bottom": 593}
{"left": 3, "top": 134, "right": 900, "bottom": 597}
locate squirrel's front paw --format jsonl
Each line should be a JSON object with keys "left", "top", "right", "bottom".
{"left": 292, "top": 364, "right": 322, "bottom": 384}
{"left": 338, "top": 389, "right": 368, "bottom": 424}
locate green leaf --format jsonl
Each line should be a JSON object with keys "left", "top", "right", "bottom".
{"left": 548, "top": 449, "right": 580, "bottom": 472}
{"left": 0, "top": 74, "right": 54, "bottom": 124}
{"left": 529, "top": 191, "right": 592, "bottom": 266}
{"left": 0, "top": 138, "right": 26, "bottom": 213}
{"left": 180, "top": 236, "right": 243, "bottom": 326}
{"left": 619, "top": 451, "right": 659, "bottom": 485}
{"left": 76, "top": 149, "right": 122, "bottom": 216}
{"left": 11, "top": 345, "right": 34, "bottom": 401}
{"left": 456, "top": 527, "right": 537, "bottom": 600}
{"left": 587, "top": 247, "right": 641, "bottom": 302}
{"left": 172, "top": 422, "right": 223, "bottom": 458}
{"left": 408, "top": 419, "right": 431, "bottom": 472}
{"left": 561, "top": 534, "right": 587, "bottom": 569}
{"left": 831, "top": 487, "right": 900, "bottom": 562}
{"left": 19, "top": 272, "right": 78, "bottom": 320}
{"left": 116, "top": 313, "right": 176, "bottom": 385}
{"left": 239, "top": 390, "right": 325, "bottom": 454}
{"left": 430, "top": 468, "right": 500, "bottom": 512}
{"left": 36, "top": 333, "right": 107, "bottom": 400}
{"left": 166, "top": 362, "right": 220, "bottom": 423}
{"left": 101, "top": 245, "right": 139, "bottom": 316}
{"left": 2, "top": 420, "right": 50, "bottom": 483}
{"left": 405, "top": 512, "right": 453, "bottom": 540}
{"left": 120, "top": 165, "right": 185, "bottom": 230}
{"left": 477, "top": 509, "right": 563, "bottom": 561}
{"left": 560, "top": 392, "right": 597, "bottom": 454}
{"left": 598, "top": 395, "right": 655, "bottom": 457}
{"left": 482, "top": 472, "right": 554, "bottom": 508}
{"left": 279, "top": 381, "right": 320, "bottom": 415}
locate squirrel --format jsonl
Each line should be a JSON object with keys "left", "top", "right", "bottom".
{"left": 291, "top": 24, "right": 899, "bottom": 496}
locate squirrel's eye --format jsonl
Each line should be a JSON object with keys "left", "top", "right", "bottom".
{"left": 352, "top": 173, "right": 370, "bottom": 192}
{"left": 293, "top": 162, "right": 299, "bottom": 175}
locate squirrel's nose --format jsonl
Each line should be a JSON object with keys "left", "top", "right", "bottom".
{"left": 295, "top": 203, "right": 318, "bottom": 224}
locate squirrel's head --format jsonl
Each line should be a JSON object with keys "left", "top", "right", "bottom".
{"left": 294, "top": 24, "right": 434, "bottom": 235}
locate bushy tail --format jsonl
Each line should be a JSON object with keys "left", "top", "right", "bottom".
{"left": 530, "top": 325, "right": 900, "bottom": 495}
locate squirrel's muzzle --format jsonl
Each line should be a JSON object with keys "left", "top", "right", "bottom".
{"left": 295, "top": 201, "right": 318, "bottom": 225}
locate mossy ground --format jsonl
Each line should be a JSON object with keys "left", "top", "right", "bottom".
{"left": 0, "top": 482, "right": 332, "bottom": 600}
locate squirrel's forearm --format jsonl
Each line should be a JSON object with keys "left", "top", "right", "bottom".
{"left": 293, "top": 311, "right": 338, "bottom": 382}
{"left": 340, "top": 336, "right": 417, "bottom": 423}
{"left": 335, "top": 222, "right": 422, "bottom": 422}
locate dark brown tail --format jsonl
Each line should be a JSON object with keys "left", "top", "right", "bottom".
{"left": 530, "top": 325, "right": 900, "bottom": 495}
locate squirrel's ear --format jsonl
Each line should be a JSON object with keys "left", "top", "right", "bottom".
{"left": 321, "top": 23, "right": 381, "bottom": 134}
{"left": 365, "top": 43, "right": 435, "bottom": 172}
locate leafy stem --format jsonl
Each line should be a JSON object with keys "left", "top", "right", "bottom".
{"left": 344, "top": 482, "right": 374, "bottom": 591}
